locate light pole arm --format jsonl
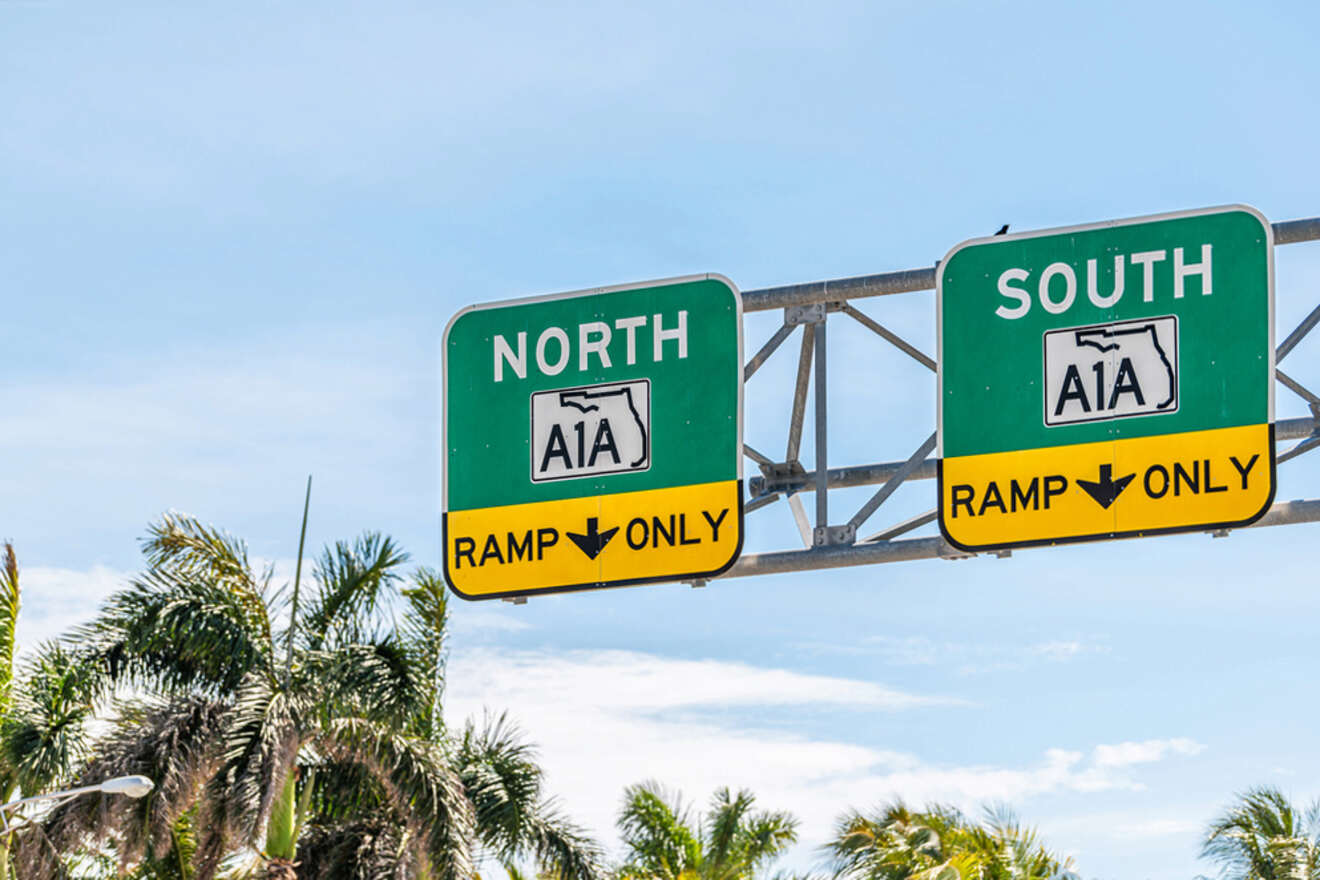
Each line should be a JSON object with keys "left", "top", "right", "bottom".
{"left": 0, "top": 776, "right": 153, "bottom": 834}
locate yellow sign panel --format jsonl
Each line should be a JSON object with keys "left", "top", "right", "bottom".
{"left": 939, "top": 424, "right": 1275, "bottom": 550}
{"left": 443, "top": 480, "right": 743, "bottom": 599}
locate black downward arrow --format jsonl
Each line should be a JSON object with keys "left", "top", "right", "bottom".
{"left": 566, "top": 517, "right": 618, "bottom": 560}
{"left": 1076, "top": 464, "right": 1135, "bottom": 510}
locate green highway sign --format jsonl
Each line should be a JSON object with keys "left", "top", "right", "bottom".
{"left": 442, "top": 274, "right": 744, "bottom": 600}
{"left": 938, "top": 205, "right": 1275, "bottom": 550}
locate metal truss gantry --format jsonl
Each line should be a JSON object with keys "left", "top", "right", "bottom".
{"left": 719, "top": 216, "right": 1320, "bottom": 581}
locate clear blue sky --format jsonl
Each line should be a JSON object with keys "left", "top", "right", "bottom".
{"left": 5, "top": 2, "right": 1320, "bottom": 877}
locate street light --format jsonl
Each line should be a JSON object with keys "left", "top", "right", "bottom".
{"left": 0, "top": 775, "right": 154, "bottom": 832}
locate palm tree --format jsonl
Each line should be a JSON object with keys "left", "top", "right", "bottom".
{"left": 29, "top": 515, "right": 474, "bottom": 879}
{"left": 1201, "top": 787, "right": 1320, "bottom": 880}
{"left": 29, "top": 514, "right": 600, "bottom": 880}
{"left": 0, "top": 545, "right": 100, "bottom": 879}
{"left": 826, "top": 803, "right": 958, "bottom": 880}
{"left": 286, "top": 572, "right": 599, "bottom": 880}
{"left": 616, "top": 782, "right": 798, "bottom": 880}
{"left": 824, "top": 801, "right": 1075, "bottom": 880}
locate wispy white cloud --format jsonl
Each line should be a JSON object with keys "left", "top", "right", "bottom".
{"left": 823, "top": 634, "right": 1109, "bottom": 676}
{"left": 443, "top": 647, "right": 1204, "bottom": 863}
{"left": 449, "top": 608, "right": 534, "bottom": 637}
{"left": 449, "top": 648, "right": 960, "bottom": 714}
{"left": 14, "top": 564, "right": 129, "bottom": 654}
{"left": 1028, "top": 640, "right": 1087, "bottom": 662}
{"left": 1092, "top": 738, "right": 1205, "bottom": 769}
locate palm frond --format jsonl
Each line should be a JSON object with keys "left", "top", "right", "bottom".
{"left": 32, "top": 696, "right": 226, "bottom": 878}
{"left": 73, "top": 570, "right": 273, "bottom": 695}
{"left": 296, "top": 820, "right": 413, "bottom": 880}
{"left": 301, "top": 759, "right": 389, "bottom": 824}
{"left": 400, "top": 569, "right": 449, "bottom": 739}
{"left": 459, "top": 713, "right": 543, "bottom": 859}
{"left": 143, "top": 513, "right": 274, "bottom": 658}
{"left": 143, "top": 513, "right": 258, "bottom": 592}
{"left": 706, "top": 788, "right": 756, "bottom": 876}
{"left": 1202, "top": 786, "right": 1310, "bottom": 880}
{"left": 518, "top": 803, "right": 603, "bottom": 880}
{"left": 304, "top": 639, "right": 424, "bottom": 728}
{"left": 1, "top": 642, "right": 99, "bottom": 795}
{"left": 457, "top": 714, "right": 601, "bottom": 880}
{"left": 322, "top": 717, "right": 476, "bottom": 880}
{"left": 617, "top": 782, "right": 700, "bottom": 880}
{"left": 301, "top": 535, "right": 408, "bottom": 652}
{"left": 198, "top": 676, "right": 301, "bottom": 874}
{"left": 733, "top": 809, "right": 797, "bottom": 878}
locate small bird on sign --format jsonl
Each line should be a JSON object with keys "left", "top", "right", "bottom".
{"left": 994, "top": 224, "right": 1010, "bottom": 235}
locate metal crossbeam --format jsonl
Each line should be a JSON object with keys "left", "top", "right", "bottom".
{"left": 741, "top": 217, "right": 1320, "bottom": 311}
{"left": 728, "top": 215, "right": 1320, "bottom": 581}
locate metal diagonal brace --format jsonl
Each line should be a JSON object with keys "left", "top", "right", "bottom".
{"left": 1276, "top": 369, "right": 1320, "bottom": 407}
{"left": 1278, "top": 302, "right": 1320, "bottom": 363}
{"left": 744, "top": 321, "right": 795, "bottom": 381}
{"left": 1278, "top": 433, "right": 1320, "bottom": 465}
{"left": 847, "top": 432, "right": 938, "bottom": 534}
{"left": 863, "top": 509, "right": 938, "bottom": 544}
{"left": 841, "top": 304, "right": 937, "bottom": 371}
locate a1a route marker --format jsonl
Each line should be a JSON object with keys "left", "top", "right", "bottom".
{"left": 937, "top": 205, "right": 1275, "bottom": 551}
{"left": 443, "top": 274, "right": 744, "bottom": 600}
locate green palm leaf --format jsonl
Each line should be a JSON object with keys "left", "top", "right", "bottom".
{"left": 323, "top": 716, "right": 476, "bottom": 880}
{"left": 1202, "top": 787, "right": 1320, "bottom": 880}
{"left": 75, "top": 568, "right": 273, "bottom": 695}
{"left": 302, "top": 534, "right": 408, "bottom": 652}
{"left": 0, "top": 643, "right": 97, "bottom": 795}
{"left": 26, "top": 697, "right": 225, "bottom": 877}
{"left": 458, "top": 713, "right": 602, "bottom": 880}
{"left": 0, "top": 545, "right": 20, "bottom": 714}
{"left": 400, "top": 570, "right": 449, "bottom": 740}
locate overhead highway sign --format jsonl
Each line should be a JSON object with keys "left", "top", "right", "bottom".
{"left": 937, "top": 205, "right": 1275, "bottom": 551}
{"left": 443, "top": 274, "right": 744, "bottom": 599}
